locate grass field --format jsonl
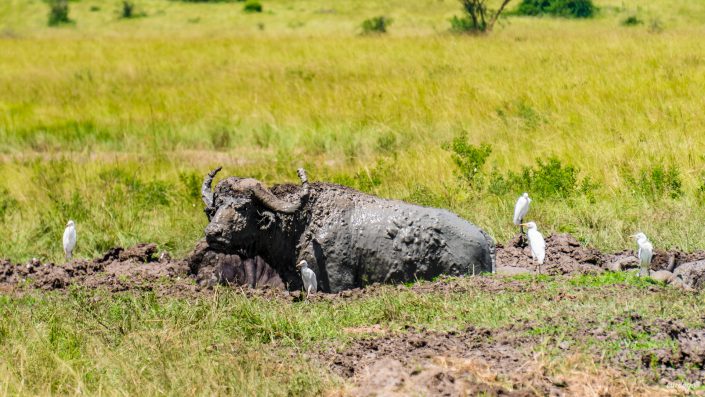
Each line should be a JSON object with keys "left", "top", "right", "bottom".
{"left": 1, "top": 274, "right": 702, "bottom": 395}
{"left": 2, "top": 2, "right": 705, "bottom": 394}
{"left": 2, "top": 0, "right": 705, "bottom": 261}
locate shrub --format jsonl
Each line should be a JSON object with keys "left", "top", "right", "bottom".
{"left": 621, "top": 15, "right": 642, "bottom": 26}
{"left": 243, "top": 0, "right": 262, "bottom": 13}
{"left": 624, "top": 164, "right": 683, "bottom": 200}
{"left": 361, "top": 16, "right": 392, "bottom": 35}
{"left": 450, "top": 0, "right": 513, "bottom": 34}
{"left": 47, "top": 0, "right": 72, "bottom": 26}
{"left": 516, "top": 0, "right": 596, "bottom": 19}
{"left": 488, "top": 157, "right": 594, "bottom": 199}
{"left": 443, "top": 133, "right": 492, "bottom": 188}
{"left": 121, "top": 1, "right": 135, "bottom": 19}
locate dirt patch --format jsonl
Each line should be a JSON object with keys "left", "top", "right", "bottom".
{"left": 496, "top": 233, "right": 603, "bottom": 275}
{"left": 322, "top": 324, "right": 671, "bottom": 397}
{"left": 0, "top": 232, "right": 703, "bottom": 296}
{"left": 323, "top": 325, "right": 549, "bottom": 396}
{"left": 0, "top": 243, "right": 197, "bottom": 295}
{"left": 601, "top": 314, "right": 705, "bottom": 386}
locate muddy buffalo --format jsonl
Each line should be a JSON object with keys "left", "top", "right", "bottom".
{"left": 200, "top": 167, "right": 496, "bottom": 292}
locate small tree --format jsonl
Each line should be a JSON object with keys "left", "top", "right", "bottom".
{"left": 451, "top": 0, "right": 513, "bottom": 33}
{"left": 47, "top": 0, "right": 72, "bottom": 26}
{"left": 122, "top": 1, "right": 135, "bottom": 18}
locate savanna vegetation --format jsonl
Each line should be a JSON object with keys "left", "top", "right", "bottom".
{"left": 1, "top": 274, "right": 702, "bottom": 395}
{"left": 1, "top": 0, "right": 705, "bottom": 262}
{"left": 2, "top": 1, "right": 705, "bottom": 394}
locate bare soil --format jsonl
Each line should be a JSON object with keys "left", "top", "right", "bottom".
{"left": 1, "top": 232, "right": 703, "bottom": 295}
{"left": 320, "top": 317, "right": 705, "bottom": 396}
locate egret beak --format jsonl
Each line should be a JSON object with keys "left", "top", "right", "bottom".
{"left": 520, "top": 223, "right": 529, "bottom": 226}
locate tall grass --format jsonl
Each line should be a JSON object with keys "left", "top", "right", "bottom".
{"left": 0, "top": 276, "right": 703, "bottom": 395}
{"left": 1, "top": 0, "right": 705, "bottom": 260}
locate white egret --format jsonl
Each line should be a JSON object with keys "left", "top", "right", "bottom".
{"left": 63, "top": 220, "right": 76, "bottom": 260}
{"left": 513, "top": 193, "right": 531, "bottom": 234}
{"left": 631, "top": 232, "right": 653, "bottom": 277}
{"left": 296, "top": 260, "right": 317, "bottom": 296}
{"left": 521, "top": 222, "right": 545, "bottom": 273}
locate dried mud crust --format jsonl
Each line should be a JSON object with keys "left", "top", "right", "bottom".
{"left": 605, "top": 313, "right": 705, "bottom": 385}
{"left": 496, "top": 233, "right": 705, "bottom": 276}
{"left": 496, "top": 233, "right": 603, "bottom": 275}
{"left": 0, "top": 243, "right": 197, "bottom": 295}
{"left": 0, "top": 232, "right": 703, "bottom": 295}
{"left": 321, "top": 318, "right": 705, "bottom": 396}
{"left": 322, "top": 325, "right": 552, "bottom": 397}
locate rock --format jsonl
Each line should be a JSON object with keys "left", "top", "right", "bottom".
{"left": 673, "top": 260, "right": 705, "bottom": 290}
{"left": 496, "top": 266, "right": 534, "bottom": 276}
{"left": 606, "top": 256, "right": 638, "bottom": 272}
{"left": 650, "top": 270, "right": 673, "bottom": 284}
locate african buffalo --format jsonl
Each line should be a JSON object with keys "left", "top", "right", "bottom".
{"left": 200, "top": 167, "right": 495, "bottom": 292}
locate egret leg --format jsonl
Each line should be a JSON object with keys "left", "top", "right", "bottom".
{"left": 518, "top": 220, "right": 526, "bottom": 247}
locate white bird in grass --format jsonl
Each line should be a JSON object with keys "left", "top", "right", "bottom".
{"left": 296, "top": 260, "right": 317, "bottom": 296}
{"left": 513, "top": 193, "right": 531, "bottom": 234}
{"left": 63, "top": 220, "right": 76, "bottom": 260}
{"left": 631, "top": 232, "right": 653, "bottom": 277}
{"left": 521, "top": 222, "right": 545, "bottom": 274}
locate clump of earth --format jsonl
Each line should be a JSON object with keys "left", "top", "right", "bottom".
{"left": 2, "top": 233, "right": 705, "bottom": 294}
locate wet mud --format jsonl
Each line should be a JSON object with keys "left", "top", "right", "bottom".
{"left": 2, "top": 236, "right": 705, "bottom": 395}
{"left": 1, "top": 232, "right": 704, "bottom": 294}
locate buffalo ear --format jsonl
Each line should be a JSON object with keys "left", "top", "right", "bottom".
{"left": 257, "top": 210, "right": 276, "bottom": 231}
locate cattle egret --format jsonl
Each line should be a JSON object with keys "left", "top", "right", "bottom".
{"left": 63, "top": 220, "right": 76, "bottom": 260}
{"left": 631, "top": 232, "right": 653, "bottom": 277}
{"left": 513, "top": 193, "right": 531, "bottom": 234}
{"left": 521, "top": 222, "right": 545, "bottom": 273}
{"left": 296, "top": 260, "right": 317, "bottom": 295}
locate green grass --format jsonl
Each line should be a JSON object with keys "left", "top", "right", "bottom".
{"left": 0, "top": 275, "right": 702, "bottom": 395}
{"left": 3, "top": 2, "right": 705, "bottom": 394}
{"left": 1, "top": 1, "right": 705, "bottom": 261}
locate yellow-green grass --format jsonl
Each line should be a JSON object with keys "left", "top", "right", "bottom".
{"left": 0, "top": 274, "right": 702, "bottom": 395}
{"left": 2, "top": 0, "right": 705, "bottom": 261}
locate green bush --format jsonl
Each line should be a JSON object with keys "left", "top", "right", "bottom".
{"left": 121, "top": 1, "right": 137, "bottom": 19}
{"left": 443, "top": 133, "right": 492, "bottom": 188}
{"left": 621, "top": 15, "right": 642, "bottom": 26}
{"left": 624, "top": 165, "right": 683, "bottom": 200}
{"left": 361, "top": 16, "right": 392, "bottom": 35}
{"left": 516, "top": 0, "right": 596, "bottom": 18}
{"left": 243, "top": 0, "right": 262, "bottom": 13}
{"left": 449, "top": 15, "right": 480, "bottom": 33}
{"left": 450, "top": 0, "right": 513, "bottom": 34}
{"left": 47, "top": 0, "right": 72, "bottom": 26}
{"left": 488, "top": 157, "right": 595, "bottom": 199}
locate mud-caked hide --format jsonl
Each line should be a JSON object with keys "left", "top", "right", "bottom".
{"left": 201, "top": 168, "right": 495, "bottom": 292}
